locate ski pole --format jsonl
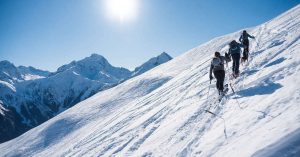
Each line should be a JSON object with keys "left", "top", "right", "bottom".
{"left": 207, "top": 80, "right": 211, "bottom": 100}
{"left": 254, "top": 38, "right": 260, "bottom": 50}
{"left": 205, "top": 110, "right": 228, "bottom": 139}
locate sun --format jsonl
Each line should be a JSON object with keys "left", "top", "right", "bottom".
{"left": 106, "top": 0, "right": 139, "bottom": 22}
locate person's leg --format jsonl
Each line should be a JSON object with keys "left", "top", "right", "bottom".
{"left": 245, "top": 39, "right": 249, "bottom": 61}
{"left": 246, "top": 39, "right": 249, "bottom": 51}
{"left": 213, "top": 71, "right": 221, "bottom": 93}
{"left": 232, "top": 55, "right": 236, "bottom": 73}
{"left": 220, "top": 70, "right": 225, "bottom": 91}
{"left": 232, "top": 54, "right": 238, "bottom": 74}
{"left": 216, "top": 79, "right": 220, "bottom": 92}
{"left": 242, "top": 51, "right": 247, "bottom": 63}
{"left": 235, "top": 53, "right": 241, "bottom": 74}
{"left": 232, "top": 54, "right": 240, "bottom": 75}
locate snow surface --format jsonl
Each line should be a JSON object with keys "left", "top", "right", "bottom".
{"left": 1, "top": 5, "right": 300, "bottom": 157}
{"left": 18, "top": 66, "right": 50, "bottom": 81}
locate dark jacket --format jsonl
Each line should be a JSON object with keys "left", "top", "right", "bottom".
{"left": 228, "top": 42, "right": 243, "bottom": 55}
{"left": 239, "top": 32, "right": 255, "bottom": 42}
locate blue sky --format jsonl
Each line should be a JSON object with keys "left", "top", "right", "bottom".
{"left": 0, "top": 0, "right": 299, "bottom": 71}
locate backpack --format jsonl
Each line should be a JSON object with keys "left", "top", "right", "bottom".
{"left": 212, "top": 57, "right": 223, "bottom": 69}
{"left": 230, "top": 45, "right": 240, "bottom": 54}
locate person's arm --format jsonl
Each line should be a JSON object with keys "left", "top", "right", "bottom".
{"left": 239, "top": 35, "right": 243, "bottom": 42}
{"left": 237, "top": 42, "right": 244, "bottom": 48}
{"left": 247, "top": 33, "right": 255, "bottom": 39}
{"left": 209, "top": 64, "right": 213, "bottom": 80}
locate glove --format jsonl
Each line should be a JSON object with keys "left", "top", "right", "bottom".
{"left": 209, "top": 75, "right": 213, "bottom": 80}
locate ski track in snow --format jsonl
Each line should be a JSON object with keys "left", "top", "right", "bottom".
{"left": 1, "top": 5, "right": 300, "bottom": 157}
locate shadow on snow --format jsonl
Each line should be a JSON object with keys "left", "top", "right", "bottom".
{"left": 236, "top": 82, "right": 283, "bottom": 98}
{"left": 39, "top": 118, "right": 80, "bottom": 148}
{"left": 264, "top": 57, "right": 286, "bottom": 68}
{"left": 251, "top": 128, "right": 300, "bottom": 157}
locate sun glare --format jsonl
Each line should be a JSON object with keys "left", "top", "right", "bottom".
{"left": 106, "top": 0, "right": 138, "bottom": 22}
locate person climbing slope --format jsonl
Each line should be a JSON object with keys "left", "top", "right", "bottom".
{"left": 209, "top": 52, "right": 229, "bottom": 98}
{"left": 239, "top": 30, "right": 255, "bottom": 63}
{"left": 228, "top": 40, "right": 244, "bottom": 78}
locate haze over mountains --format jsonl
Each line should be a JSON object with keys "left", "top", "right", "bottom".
{"left": 0, "top": 52, "right": 172, "bottom": 143}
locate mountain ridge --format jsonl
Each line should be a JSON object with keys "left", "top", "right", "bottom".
{"left": 0, "top": 52, "right": 172, "bottom": 143}
{"left": 132, "top": 52, "right": 173, "bottom": 77}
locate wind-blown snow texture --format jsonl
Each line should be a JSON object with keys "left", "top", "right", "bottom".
{"left": 0, "top": 53, "right": 171, "bottom": 144}
{"left": 1, "top": 5, "right": 300, "bottom": 157}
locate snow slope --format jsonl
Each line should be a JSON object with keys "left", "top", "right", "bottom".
{"left": 0, "top": 54, "right": 130, "bottom": 144}
{"left": 0, "top": 53, "right": 172, "bottom": 144}
{"left": 1, "top": 5, "right": 300, "bottom": 157}
{"left": 17, "top": 66, "right": 50, "bottom": 81}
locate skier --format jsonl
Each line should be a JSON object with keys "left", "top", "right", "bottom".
{"left": 228, "top": 40, "right": 243, "bottom": 78}
{"left": 239, "top": 30, "right": 255, "bottom": 63}
{"left": 209, "top": 52, "right": 229, "bottom": 97}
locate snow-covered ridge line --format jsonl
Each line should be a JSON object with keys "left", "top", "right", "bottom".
{"left": 1, "top": 4, "right": 300, "bottom": 157}
{"left": 0, "top": 52, "right": 172, "bottom": 144}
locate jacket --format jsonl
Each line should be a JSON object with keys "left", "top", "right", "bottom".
{"left": 228, "top": 42, "right": 243, "bottom": 55}
{"left": 239, "top": 32, "right": 255, "bottom": 42}
{"left": 209, "top": 56, "right": 227, "bottom": 76}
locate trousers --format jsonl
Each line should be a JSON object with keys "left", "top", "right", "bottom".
{"left": 231, "top": 53, "right": 240, "bottom": 74}
{"left": 213, "top": 70, "right": 225, "bottom": 92}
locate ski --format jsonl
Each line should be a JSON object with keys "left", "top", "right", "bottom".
{"left": 205, "top": 109, "right": 228, "bottom": 139}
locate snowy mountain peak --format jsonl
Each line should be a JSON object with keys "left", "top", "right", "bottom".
{"left": 55, "top": 53, "right": 131, "bottom": 82}
{"left": 0, "top": 60, "right": 21, "bottom": 83}
{"left": 132, "top": 52, "right": 173, "bottom": 77}
{"left": 90, "top": 53, "right": 107, "bottom": 60}
{"left": 82, "top": 53, "right": 109, "bottom": 65}
{"left": 159, "top": 52, "right": 172, "bottom": 60}
{"left": 0, "top": 60, "right": 14, "bottom": 67}
{"left": 0, "top": 60, "right": 50, "bottom": 82}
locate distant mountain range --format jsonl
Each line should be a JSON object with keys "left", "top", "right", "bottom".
{"left": 0, "top": 52, "right": 172, "bottom": 143}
